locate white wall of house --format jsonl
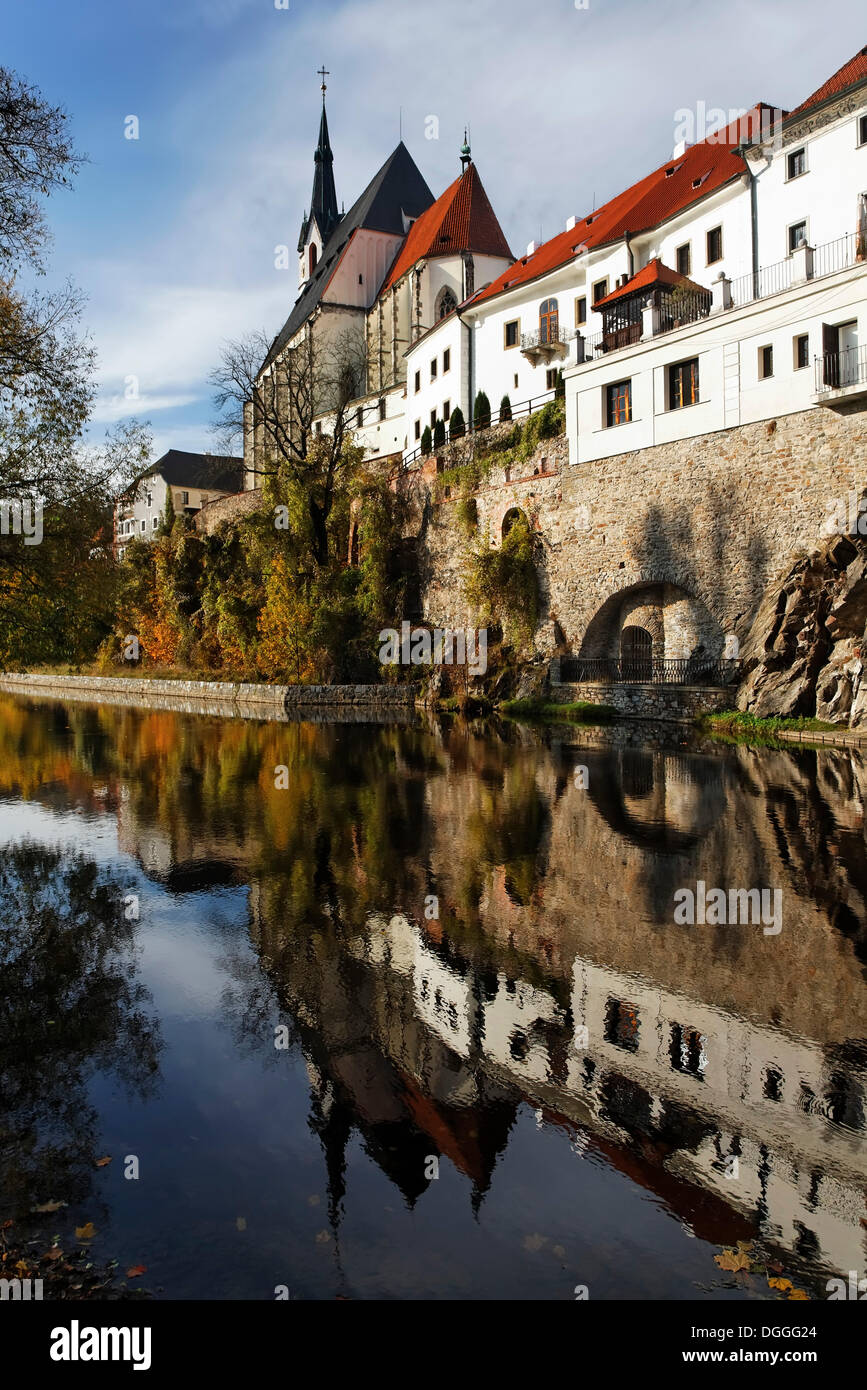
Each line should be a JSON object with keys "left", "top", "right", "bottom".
{"left": 565, "top": 259, "right": 867, "bottom": 465}
{"left": 632, "top": 179, "right": 752, "bottom": 293}
{"left": 405, "top": 313, "right": 465, "bottom": 452}
{"left": 753, "top": 97, "right": 867, "bottom": 270}
{"left": 115, "top": 474, "right": 238, "bottom": 557}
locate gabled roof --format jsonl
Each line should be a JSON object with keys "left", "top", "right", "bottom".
{"left": 140, "top": 450, "right": 244, "bottom": 493}
{"left": 471, "top": 105, "right": 775, "bottom": 310}
{"left": 788, "top": 44, "right": 867, "bottom": 119}
{"left": 265, "top": 142, "right": 434, "bottom": 370}
{"left": 592, "top": 258, "right": 707, "bottom": 310}
{"left": 380, "top": 161, "right": 513, "bottom": 293}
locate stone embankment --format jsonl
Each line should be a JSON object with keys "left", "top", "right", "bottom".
{"left": 0, "top": 674, "right": 419, "bottom": 717}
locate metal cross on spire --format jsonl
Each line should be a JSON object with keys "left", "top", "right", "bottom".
{"left": 318, "top": 66, "right": 329, "bottom": 102}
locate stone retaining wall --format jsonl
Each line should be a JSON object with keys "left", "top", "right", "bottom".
{"left": 0, "top": 675, "right": 420, "bottom": 711}
{"left": 549, "top": 679, "right": 731, "bottom": 723}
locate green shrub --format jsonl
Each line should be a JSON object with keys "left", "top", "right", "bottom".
{"left": 450, "top": 405, "right": 466, "bottom": 439}
{"left": 421, "top": 425, "right": 432, "bottom": 456}
{"left": 433, "top": 418, "right": 446, "bottom": 448}
{"left": 499, "top": 394, "right": 512, "bottom": 423}
{"left": 465, "top": 512, "right": 538, "bottom": 649}
{"left": 474, "top": 390, "right": 491, "bottom": 430}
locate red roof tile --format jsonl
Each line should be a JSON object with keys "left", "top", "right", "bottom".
{"left": 381, "top": 161, "right": 512, "bottom": 294}
{"left": 592, "top": 258, "right": 707, "bottom": 310}
{"left": 788, "top": 44, "right": 867, "bottom": 118}
{"left": 472, "top": 105, "right": 776, "bottom": 309}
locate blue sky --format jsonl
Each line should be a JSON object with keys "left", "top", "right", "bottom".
{"left": 4, "top": 0, "right": 865, "bottom": 461}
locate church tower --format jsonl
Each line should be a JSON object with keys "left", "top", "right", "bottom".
{"left": 298, "top": 68, "right": 340, "bottom": 288}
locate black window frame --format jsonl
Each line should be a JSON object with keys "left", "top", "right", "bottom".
{"left": 706, "top": 226, "right": 723, "bottom": 265}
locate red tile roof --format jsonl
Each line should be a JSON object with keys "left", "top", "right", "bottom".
{"left": 788, "top": 44, "right": 867, "bottom": 118}
{"left": 592, "top": 257, "right": 706, "bottom": 310}
{"left": 381, "top": 161, "right": 512, "bottom": 294}
{"left": 471, "top": 105, "right": 776, "bottom": 309}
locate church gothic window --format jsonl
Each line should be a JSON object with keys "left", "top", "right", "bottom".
{"left": 436, "top": 287, "right": 458, "bottom": 321}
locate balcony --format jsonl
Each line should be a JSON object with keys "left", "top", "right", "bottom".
{"left": 521, "top": 327, "right": 571, "bottom": 365}
{"left": 814, "top": 343, "right": 867, "bottom": 404}
{"left": 572, "top": 230, "right": 865, "bottom": 371}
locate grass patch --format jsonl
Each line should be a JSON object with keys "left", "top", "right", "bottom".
{"left": 698, "top": 710, "right": 840, "bottom": 747}
{"left": 499, "top": 698, "right": 617, "bottom": 723}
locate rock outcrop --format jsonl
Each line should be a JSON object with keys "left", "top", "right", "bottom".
{"left": 737, "top": 528, "right": 867, "bottom": 725}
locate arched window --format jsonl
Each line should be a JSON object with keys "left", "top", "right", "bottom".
{"left": 309, "top": 244, "right": 318, "bottom": 276}
{"left": 436, "top": 287, "right": 457, "bottom": 320}
{"left": 539, "top": 298, "right": 559, "bottom": 344}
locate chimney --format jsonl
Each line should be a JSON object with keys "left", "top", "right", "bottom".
{"left": 566, "top": 215, "right": 577, "bottom": 231}
{"left": 526, "top": 240, "right": 537, "bottom": 257}
{"left": 672, "top": 138, "right": 692, "bottom": 159}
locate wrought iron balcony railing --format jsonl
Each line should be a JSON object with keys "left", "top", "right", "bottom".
{"left": 815, "top": 343, "right": 867, "bottom": 394}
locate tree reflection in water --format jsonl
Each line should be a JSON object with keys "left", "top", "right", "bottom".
{"left": 0, "top": 843, "right": 162, "bottom": 1221}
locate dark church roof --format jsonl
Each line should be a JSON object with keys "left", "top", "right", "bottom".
{"left": 140, "top": 449, "right": 244, "bottom": 493}
{"left": 298, "top": 103, "right": 340, "bottom": 252}
{"left": 265, "top": 142, "right": 434, "bottom": 370}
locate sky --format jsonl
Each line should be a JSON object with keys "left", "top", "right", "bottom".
{"left": 4, "top": 0, "right": 866, "bottom": 462}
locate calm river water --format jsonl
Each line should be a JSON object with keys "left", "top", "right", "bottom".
{"left": 1, "top": 693, "right": 865, "bottom": 1300}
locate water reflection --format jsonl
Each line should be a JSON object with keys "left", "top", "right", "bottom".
{"left": 0, "top": 694, "right": 865, "bottom": 1299}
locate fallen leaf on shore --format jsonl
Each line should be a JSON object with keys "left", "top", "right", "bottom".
{"left": 126, "top": 1265, "right": 147, "bottom": 1278}
{"left": 768, "top": 1277, "right": 792, "bottom": 1292}
{"left": 788, "top": 1288, "right": 810, "bottom": 1300}
{"left": 32, "top": 1200, "right": 66, "bottom": 1214}
{"left": 75, "top": 1222, "right": 96, "bottom": 1241}
{"left": 95, "top": 1156, "right": 112, "bottom": 1168}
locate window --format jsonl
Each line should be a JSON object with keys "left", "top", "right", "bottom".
{"left": 430, "top": 358, "right": 438, "bottom": 380}
{"left": 504, "top": 318, "right": 519, "bottom": 348}
{"left": 670, "top": 1025, "right": 707, "bottom": 1078}
{"left": 435, "top": 287, "right": 457, "bottom": 320}
{"left": 539, "top": 298, "right": 559, "bottom": 343}
{"left": 414, "top": 370, "right": 421, "bottom": 393}
{"left": 181, "top": 491, "right": 189, "bottom": 506}
{"left": 794, "top": 333, "right": 809, "bottom": 370}
{"left": 606, "top": 379, "right": 632, "bottom": 426}
{"left": 592, "top": 277, "right": 608, "bottom": 303}
{"left": 669, "top": 357, "right": 699, "bottom": 409}
{"left": 414, "top": 420, "right": 421, "bottom": 440}
{"left": 140, "top": 519, "right": 146, "bottom": 532}
{"left": 759, "top": 344, "right": 774, "bottom": 379}
{"left": 430, "top": 409, "right": 437, "bottom": 429}
{"left": 676, "top": 243, "right": 691, "bottom": 276}
{"left": 575, "top": 296, "right": 587, "bottom": 326}
{"left": 605, "top": 378, "right": 633, "bottom": 425}
{"left": 378, "top": 397, "right": 386, "bottom": 421}
{"left": 787, "top": 147, "right": 807, "bottom": 180}
{"left": 788, "top": 220, "right": 808, "bottom": 252}
{"left": 356, "top": 406, "right": 364, "bottom": 427}
{"left": 513, "top": 373, "right": 519, "bottom": 389}
{"left": 706, "top": 226, "right": 723, "bottom": 264}
{"left": 442, "top": 399, "right": 450, "bottom": 422}
{"left": 604, "top": 998, "right": 640, "bottom": 1053}
{"left": 443, "top": 348, "right": 451, "bottom": 373}
{"left": 859, "top": 114, "right": 867, "bottom": 147}
{"left": 546, "top": 368, "right": 559, "bottom": 390}
{"left": 315, "top": 421, "right": 323, "bottom": 437}
{"left": 152, "top": 517, "right": 158, "bottom": 530}
{"left": 146, "top": 491, "right": 152, "bottom": 508}
{"left": 309, "top": 244, "right": 318, "bottom": 276}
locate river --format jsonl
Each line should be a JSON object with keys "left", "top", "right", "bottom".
{"left": 0, "top": 693, "right": 864, "bottom": 1301}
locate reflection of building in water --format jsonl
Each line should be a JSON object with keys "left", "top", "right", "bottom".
{"left": 284, "top": 906, "right": 866, "bottom": 1281}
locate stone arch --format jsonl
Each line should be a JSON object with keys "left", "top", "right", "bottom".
{"left": 579, "top": 577, "right": 724, "bottom": 662}
{"left": 501, "top": 506, "right": 528, "bottom": 540}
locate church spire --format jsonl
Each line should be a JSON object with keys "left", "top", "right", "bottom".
{"left": 309, "top": 67, "right": 339, "bottom": 244}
